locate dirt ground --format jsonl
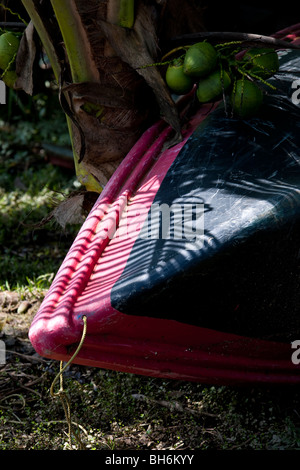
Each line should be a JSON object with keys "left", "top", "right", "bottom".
{"left": 1, "top": 289, "right": 300, "bottom": 451}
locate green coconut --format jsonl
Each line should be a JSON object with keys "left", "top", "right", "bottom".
{"left": 196, "top": 69, "right": 231, "bottom": 103}
{"left": 2, "top": 69, "right": 18, "bottom": 88}
{"left": 0, "top": 32, "right": 20, "bottom": 71}
{"left": 183, "top": 42, "right": 218, "bottom": 78}
{"left": 165, "top": 58, "right": 194, "bottom": 94}
{"left": 231, "top": 79, "right": 263, "bottom": 118}
{"left": 244, "top": 48, "right": 279, "bottom": 78}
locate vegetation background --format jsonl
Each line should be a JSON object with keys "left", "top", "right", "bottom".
{"left": 0, "top": 0, "right": 299, "bottom": 451}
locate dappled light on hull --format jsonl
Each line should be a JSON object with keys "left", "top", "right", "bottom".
{"left": 29, "top": 48, "right": 300, "bottom": 385}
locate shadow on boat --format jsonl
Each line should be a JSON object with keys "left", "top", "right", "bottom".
{"left": 108, "top": 94, "right": 300, "bottom": 343}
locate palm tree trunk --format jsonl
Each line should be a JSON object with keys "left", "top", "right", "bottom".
{"left": 19, "top": 0, "right": 205, "bottom": 191}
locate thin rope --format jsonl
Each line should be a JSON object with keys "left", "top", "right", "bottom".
{"left": 50, "top": 315, "right": 87, "bottom": 450}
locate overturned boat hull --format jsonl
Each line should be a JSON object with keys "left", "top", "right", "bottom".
{"left": 29, "top": 47, "right": 300, "bottom": 384}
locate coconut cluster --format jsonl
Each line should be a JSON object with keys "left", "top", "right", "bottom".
{"left": 0, "top": 31, "right": 20, "bottom": 88}
{"left": 165, "top": 41, "right": 280, "bottom": 118}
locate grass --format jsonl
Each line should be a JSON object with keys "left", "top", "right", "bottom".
{"left": 0, "top": 90, "right": 80, "bottom": 289}
{"left": 0, "top": 92, "right": 300, "bottom": 451}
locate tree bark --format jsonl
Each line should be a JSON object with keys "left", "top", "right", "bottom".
{"left": 18, "top": 0, "right": 205, "bottom": 191}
